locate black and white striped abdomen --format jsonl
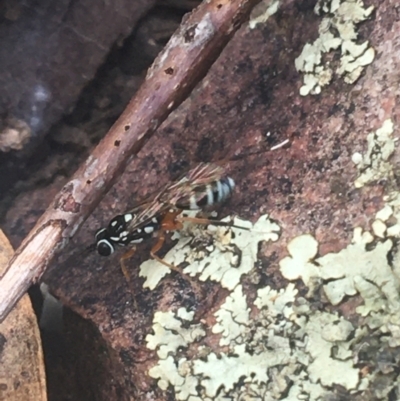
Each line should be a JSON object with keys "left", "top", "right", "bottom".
{"left": 176, "top": 176, "right": 235, "bottom": 210}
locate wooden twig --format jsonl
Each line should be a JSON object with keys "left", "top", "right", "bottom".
{"left": 0, "top": 0, "right": 261, "bottom": 322}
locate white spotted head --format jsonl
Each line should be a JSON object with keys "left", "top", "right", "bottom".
{"left": 95, "top": 228, "right": 115, "bottom": 256}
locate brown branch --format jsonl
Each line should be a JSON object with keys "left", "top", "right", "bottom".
{"left": 0, "top": 0, "right": 261, "bottom": 322}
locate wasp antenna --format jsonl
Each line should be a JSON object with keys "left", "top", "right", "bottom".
{"left": 209, "top": 220, "right": 275, "bottom": 235}
{"left": 206, "top": 218, "right": 251, "bottom": 231}
{"left": 225, "top": 138, "right": 290, "bottom": 164}
{"left": 85, "top": 243, "right": 97, "bottom": 253}
{"left": 270, "top": 139, "right": 290, "bottom": 151}
{"left": 73, "top": 243, "right": 97, "bottom": 259}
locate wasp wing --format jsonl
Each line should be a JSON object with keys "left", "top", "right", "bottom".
{"left": 168, "top": 163, "right": 225, "bottom": 189}
{"left": 160, "top": 163, "right": 233, "bottom": 210}
{"left": 123, "top": 163, "right": 233, "bottom": 232}
{"left": 125, "top": 199, "right": 169, "bottom": 232}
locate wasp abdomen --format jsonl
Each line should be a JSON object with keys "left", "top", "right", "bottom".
{"left": 178, "top": 176, "right": 235, "bottom": 210}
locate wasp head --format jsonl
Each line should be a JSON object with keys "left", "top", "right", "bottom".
{"left": 95, "top": 214, "right": 128, "bottom": 256}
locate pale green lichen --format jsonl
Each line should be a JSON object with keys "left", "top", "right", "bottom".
{"left": 280, "top": 227, "right": 400, "bottom": 312}
{"left": 148, "top": 356, "right": 185, "bottom": 391}
{"left": 146, "top": 309, "right": 206, "bottom": 359}
{"left": 212, "top": 285, "right": 250, "bottom": 346}
{"left": 249, "top": 0, "right": 280, "bottom": 29}
{"left": 352, "top": 119, "right": 396, "bottom": 188}
{"left": 295, "top": 0, "right": 375, "bottom": 95}
{"left": 279, "top": 223, "right": 400, "bottom": 351}
{"left": 254, "top": 283, "right": 298, "bottom": 319}
{"left": 375, "top": 204, "right": 393, "bottom": 221}
{"left": 146, "top": 116, "right": 400, "bottom": 399}
{"left": 146, "top": 210, "right": 373, "bottom": 399}
{"left": 140, "top": 215, "right": 280, "bottom": 290}
{"left": 279, "top": 234, "right": 320, "bottom": 291}
{"left": 384, "top": 192, "right": 400, "bottom": 237}
{"left": 371, "top": 218, "right": 386, "bottom": 238}
{"left": 352, "top": 119, "right": 400, "bottom": 241}
{"left": 193, "top": 344, "right": 288, "bottom": 398}
{"left": 148, "top": 281, "right": 363, "bottom": 400}
{"left": 276, "top": 157, "right": 400, "bottom": 393}
{"left": 299, "top": 311, "right": 358, "bottom": 388}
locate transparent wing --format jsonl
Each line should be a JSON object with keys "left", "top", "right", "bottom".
{"left": 125, "top": 199, "right": 169, "bottom": 232}
{"left": 161, "top": 163, "right": 226, "bottom": 208}
{"left": 123, "top": 163, "right": 229, "bottom": 231}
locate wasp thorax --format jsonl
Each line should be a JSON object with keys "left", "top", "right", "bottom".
{"left": 94, "top": 212, "right": 161, "bottom": 256}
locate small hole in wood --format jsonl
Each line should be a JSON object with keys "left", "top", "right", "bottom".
{"left": 184, "top": 26, "right": 196, "bottom": 43}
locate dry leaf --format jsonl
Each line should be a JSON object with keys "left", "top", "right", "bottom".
{"left": 0, "top": 230, "right": 47, "bottom": 401}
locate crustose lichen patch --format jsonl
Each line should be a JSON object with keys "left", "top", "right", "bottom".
{"left": 147, "top": 280, "right": 363, "bottom": 400}
{"left": 295, "top": 0, "right": 375, "bottom": 96}
{"left": 145, "top": 118, "right": 400, "bottom": 400}
{"left": 145, "top": 215, "right": 367, "bottom": 400}
{"left": 140, "top": 214, "right": 280, "bottom": 290}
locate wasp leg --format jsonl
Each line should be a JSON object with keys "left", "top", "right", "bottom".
{"left": 177, "top": 215, "right": 250, "bottom": 231}
{"left": 120, "top": 247, "right": 137, "bottom": 283}
{"left": 120, "top": 247, "right": 138, "bottom": 308}
{"left": 150, "top": 212, "right": 203, "bottom": 293}
{"left": 150, "top": 230, "right": 175, "bottom": 269}
{"left": 150, "top": 232, "right": 184, "bottom": 276}
{"left": 150, "top": 211, "right": 183, "bottom": 275}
